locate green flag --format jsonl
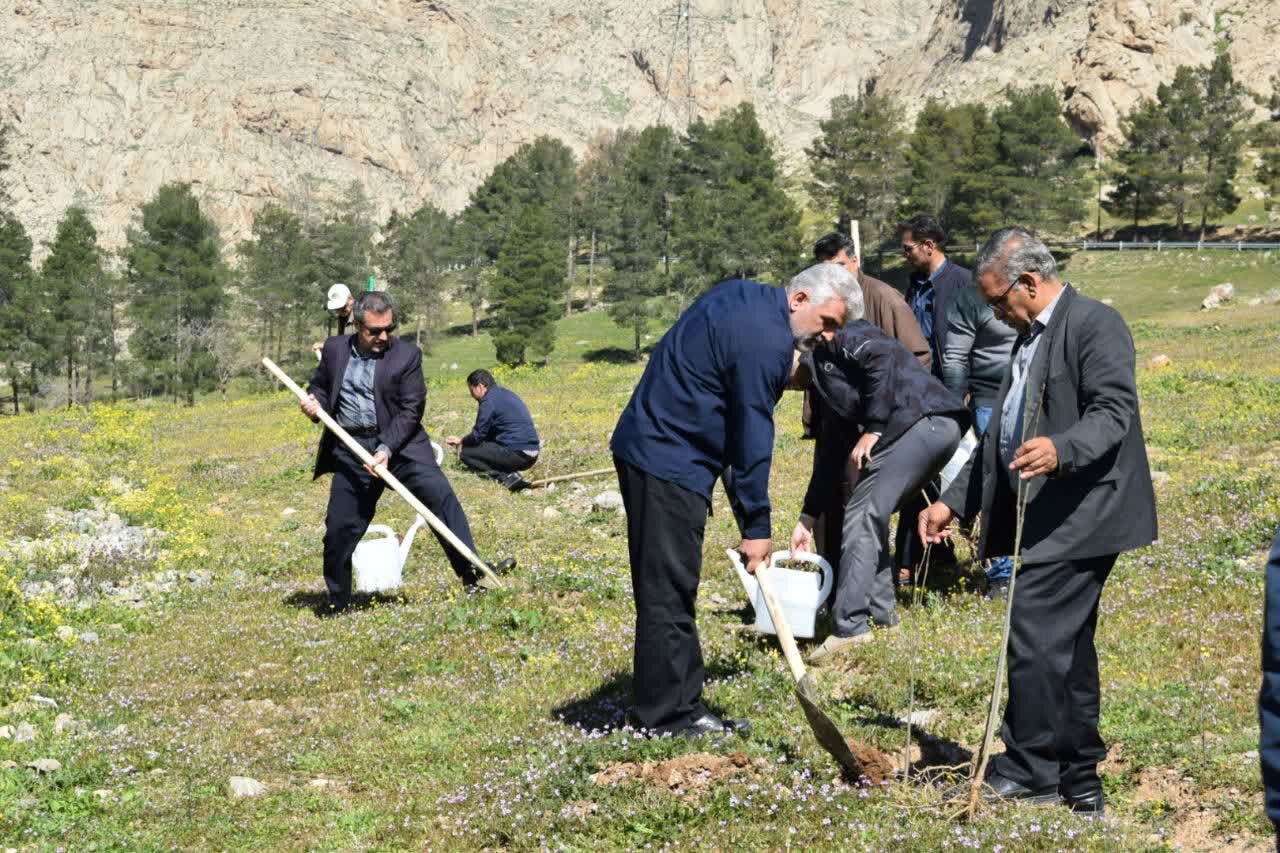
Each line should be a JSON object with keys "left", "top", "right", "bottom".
{"left": 367, "top": 275, "right": 376, "bottom": 292}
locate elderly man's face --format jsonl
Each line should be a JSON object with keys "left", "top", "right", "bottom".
{"left": 788, "top": 290, "right": 847, "bottom": 352}
{"left": 978, "top": 271, "right": 1034, "bottom": 335}
{"left": 355, "top": 309, "right": 396, "bottom": 353}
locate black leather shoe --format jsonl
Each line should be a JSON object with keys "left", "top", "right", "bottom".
{"left": 1062, "top": 786, "right": 1105, "bottom": 815}
{"left": 501, "top": 472, "right": 533, "bottom": 492}
{"left": 673, "top": 713, "right": 752, "bottom": 739}
{"left": 488, "top": 557, "right": 517, "bottom": 575}
{"left": 944, "top": 772, "right": 1061, "bottom": 805}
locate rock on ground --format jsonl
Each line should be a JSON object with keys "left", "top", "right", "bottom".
{"left": 27, "top": 759, "right": 62, "bottom": 774}
{"left": 228, "top": 776, "right": 267, "bottom": 798}
{"left": 591, "top": 491, "right": 625, "bottom": 513}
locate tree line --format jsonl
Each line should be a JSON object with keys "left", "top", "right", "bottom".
{"left": 0, "top": 54, "right": 1276, "bottom": 410}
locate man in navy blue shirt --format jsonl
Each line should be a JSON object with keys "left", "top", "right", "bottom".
{"left": 611, "top": 266, "right": 852, "bottom": 738}
{"left": 447, "top": 370, "right": 541, "bottom": 491}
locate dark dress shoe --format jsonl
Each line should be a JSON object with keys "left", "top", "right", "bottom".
{"left": 1062, "top": 786, "right": 1105, "bottom": 815}
{"left": 488, "top": 557, "right": 517, "bottom": 575}
{"left": 944, "top": 772, "right": 1061, "bottom": 805}
{"left": 318, "top": 596, "right": 350, "bottom": 617}
{"left": 501, "top": 472, "right": 533, "bottom": 492}
{"left": 674, "top": 713, "right": 752, "bottom": 739}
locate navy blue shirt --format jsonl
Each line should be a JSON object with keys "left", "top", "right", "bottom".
{"left": 611, "top": 280, "right": 794, "bottom": 539}
{"left": 462, "top": 384, "right": 540, "bottom": 452}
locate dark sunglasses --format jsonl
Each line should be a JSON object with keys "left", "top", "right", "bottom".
{"left": 360, "top": 323, "right": 398, "bottom": 337}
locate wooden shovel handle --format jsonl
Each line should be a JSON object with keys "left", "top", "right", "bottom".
{"left": 751, "top": 557, "right": 809, "bottom": 683}
{"left": 262, "top": 357, "right": 500, "bottom": 587}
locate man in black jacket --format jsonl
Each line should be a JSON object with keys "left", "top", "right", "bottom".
{"left": 920, "top": 228, "right": 1157, "bottom": 814}
{"left": 792, "top": 315, "right": 968, "bottom": 664}
{"left": 301, "top": 291, "right": 493, "bottom": 612}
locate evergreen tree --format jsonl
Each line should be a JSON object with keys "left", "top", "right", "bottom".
{"left": 0, "top": 212, "right": 34, "bottom": 413}
{"left": 990, "top": 86, "right": 1092, "bottom": 235}
{"left": 306, "top": 180, "right": 375, "bottom": 297}
{"left": 41, "top": 207, "right": 102, "bottom": 406}
{"left": 1154, "top": 67, "right": 1206, "bottom": 236}
{"left": 379, "top": 204, "right": 453, "bottom": 351}
{"left": 670, "top": 103, "right": 801, "bottom": 289}
{"left": 901, "top": 101, "right": 1001, "bottom": 244}
{"left": 1193, "top": 50, "right": 1251, "bottom": 239}
{"left": 1104, "top": 98, "right": 1172, "bottom": 231}
{"left": 125, "top": 183, "right": 230, "bottom": 405}
{"left": 806, "top": 93, "right": 909, "bottom": 270}
{"left": 1257, "top": 75, "right": 1280, "bottom": 214}
{"left": 576, "top": 129, "right": 638, "bottom": 311}
{"left": 238, "top": 204, "right": 313, "bottom": 367}
{"left": 603, "top": 125, "right": 677, "bottom": 359}
{"left": 490, "top": 206, "right": 561, "bottom": 366}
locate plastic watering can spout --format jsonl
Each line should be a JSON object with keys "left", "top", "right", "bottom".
{"left": 400, "top": 515, "right": 427, "bottom": 563}
{"left": 726, "top": 549, "right": 760, "bottom": 600}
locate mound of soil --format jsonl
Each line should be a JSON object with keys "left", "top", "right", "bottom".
{"left": 846, "top": 739, "right": 896, "bottom": 785}
{"left": 590, "top": 751, "right": 753, "bottom": 791}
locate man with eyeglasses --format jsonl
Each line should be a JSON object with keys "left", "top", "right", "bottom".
{"left": 920, "top": 228, "right": 1157, "bottom": 814}
{"left": 301, "top": 291, "right": 506, "bottom": 612}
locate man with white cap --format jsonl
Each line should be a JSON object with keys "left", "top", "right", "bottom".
{"left": 314, "top": 284, "right": 355, "bottom": 358}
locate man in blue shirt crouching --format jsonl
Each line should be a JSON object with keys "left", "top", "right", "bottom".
{"left": 447, "top": 370, "right": 541, "bottom": 491}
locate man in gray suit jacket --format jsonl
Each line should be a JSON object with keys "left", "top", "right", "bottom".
{"left": 920, "top": 228, "right": 1157, "bottom": 815}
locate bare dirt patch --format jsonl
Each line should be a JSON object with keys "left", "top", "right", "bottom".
{"left": 590, "top": 751, "right": 755, "bottom": 792}
{"left": 846, "top": 739, "right": 896, "bottom": 785}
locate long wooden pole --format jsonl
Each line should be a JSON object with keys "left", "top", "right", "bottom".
{"left": 262, "top": 357, "right": 501, "bottom": 587}
{"left": 528, "top": 467, "right": 615, "bottom": 488}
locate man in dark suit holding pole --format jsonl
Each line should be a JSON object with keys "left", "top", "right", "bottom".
{"left": 301, "top": 291, "right": 494, "bottom": 613}
{"left": 919, "top": 227, "right": 1157, "bottom": 814}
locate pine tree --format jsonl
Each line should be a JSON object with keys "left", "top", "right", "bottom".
{"left": 1257, "top": 75, "right": 1280, "bottom": 214}
{"left": 41, "top": 207, "right": 102, "bottom": 406}
{"left": 1155, "top": 67, "right": 1206, "bottom": 237}
{"left": 1104, "top": 98, "right": 1171, "bottom": 232}
{"left": 990, "top": 86, "right": 1092, "bottom": 236}
{"left": 1193, "top": 50, "right": 1251, "bottom": 239}
{"left": 490, "top": 206, "right": 562, "bottom": 366}
{"left": 238, "top": 204, "right": 313, "bottom": 367}
{"left": 0, "top": 212, "right": 34, "bottom": 413}
{"left": 902, "top": 101, "right": 1001, "bottom": 245}
{"left": 380, "top": 204, "right": 453, "bottom": 351}
{"left": 576, "top": 129, "right": 639, "bottom": 311}
{"left": 806, "top": 93, "right": 909, "bottom": 269}
{"left": 126, "top": 183, "right": 230, "bottom": 405}
{"left": 306, "top": 181, "right": 375, "bottom": 298}
{"left": 603, "top": 125, "right": 677, "bottom": 359}
{"left": 670, "top": 103, "right": 802, "bottom": 289}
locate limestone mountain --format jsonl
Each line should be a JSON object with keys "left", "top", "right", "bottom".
{"left": 1, "top": 0, "right": 1275, "bottom": 253}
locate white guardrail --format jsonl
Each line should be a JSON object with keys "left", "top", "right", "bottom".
{"left": 1053, "top": 240, "right": 1280, "bottom": 252}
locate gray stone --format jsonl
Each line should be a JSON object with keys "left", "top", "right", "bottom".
{"left": 27, "top": 758, "right": 62, "bottom": 774}
{"left": 79, "top": 631, "right": 99, "bottom": 643}
{"left": 542, "top": 506, "right": 562, "bottom": 520}
{"left": 591, "top": 491, "right": 625, "bottom": 513}
{"left": 900, "top": 709, "right": 941, "bottom": 728}
{"left": 30, "top": 694, "right": 57, "bottom": 709}
{"left": 0, "top": 726, "right": 12, "bottom": 739}
{"left": 55, "top": 625, "right": 76, "bottom": 642}
{"left": 54, "top": 714, "right": 77, "bottom": 735}
{"left": 13, "top": 723, "right": 36, "bottom": 743}
{"left": 228, "top": 775, "right": 267, "bottom": 798}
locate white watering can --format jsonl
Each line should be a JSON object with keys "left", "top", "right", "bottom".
{"left": 430, "top": 441, "right": 444, "bottom": 465}
{"left": 353, "top": 515, "right": 427, "bottom": 593}
{"left": 938, "top": 427, "right": 978, "bottom": 494}
{"left": 727, "top": 549, "right": 833, "bottom": 639}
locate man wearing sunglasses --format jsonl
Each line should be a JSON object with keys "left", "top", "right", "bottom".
{"left": 301, "top": 291, "right": 503, "bottom": 612}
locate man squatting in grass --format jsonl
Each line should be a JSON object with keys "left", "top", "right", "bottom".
{"left": 610, "top": 266, "right": 853, "bottom": 738}
{"left": 920, "top": 228, "right": 1157, "bottom": 814}
{"left": 446, "top": 369, "right": 541, "bottom": 492}
{"left": 790, "top": 272, "right": 969, "bottom": 666}
{"left": 300, "top": 291, "right": 510, "bottom": 613}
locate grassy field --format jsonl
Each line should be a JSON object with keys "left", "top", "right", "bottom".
{"left": 2, "top": 252, "right": 1280, "bottom": 849}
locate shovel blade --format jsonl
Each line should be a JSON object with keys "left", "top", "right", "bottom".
{"left": 795, "top": 673, "right": 866, "bottom": 782}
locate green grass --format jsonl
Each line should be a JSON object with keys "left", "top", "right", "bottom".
{"left": 2, "top": 254, "right": 1280, "bottom": 848}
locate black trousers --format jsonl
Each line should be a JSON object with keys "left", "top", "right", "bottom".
{"left": 991, "top": 553, "right": 1117, "bottom": 793}
{"left": 459, "top": 442, "right": 536, "bottom": 479}
{"left": 323, "top": 440, "right": 480, "bottom": 600}
{"left": 615, "top": 456, "right": 710, "bottom": 733}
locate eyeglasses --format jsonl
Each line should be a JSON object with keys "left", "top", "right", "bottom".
{"left": 988, "top": 279, "right": 1021, "bottom": 316}
{"left": 900, "top": 242, "right": 919, "bottom": 254}
{"left": 360, "top": 323, "right": 397, "bottom": 337}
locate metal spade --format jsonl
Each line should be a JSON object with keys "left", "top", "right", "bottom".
{"left": 731, "top": 550, "right": 866, "bottom": 781}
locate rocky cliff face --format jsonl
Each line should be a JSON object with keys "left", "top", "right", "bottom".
{"left": 1, "top": 0, "right": 1275, "bottom": 254}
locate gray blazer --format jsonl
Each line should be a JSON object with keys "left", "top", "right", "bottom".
{"left": 941, "top": 284, "right": 1158, "bottom": 563}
